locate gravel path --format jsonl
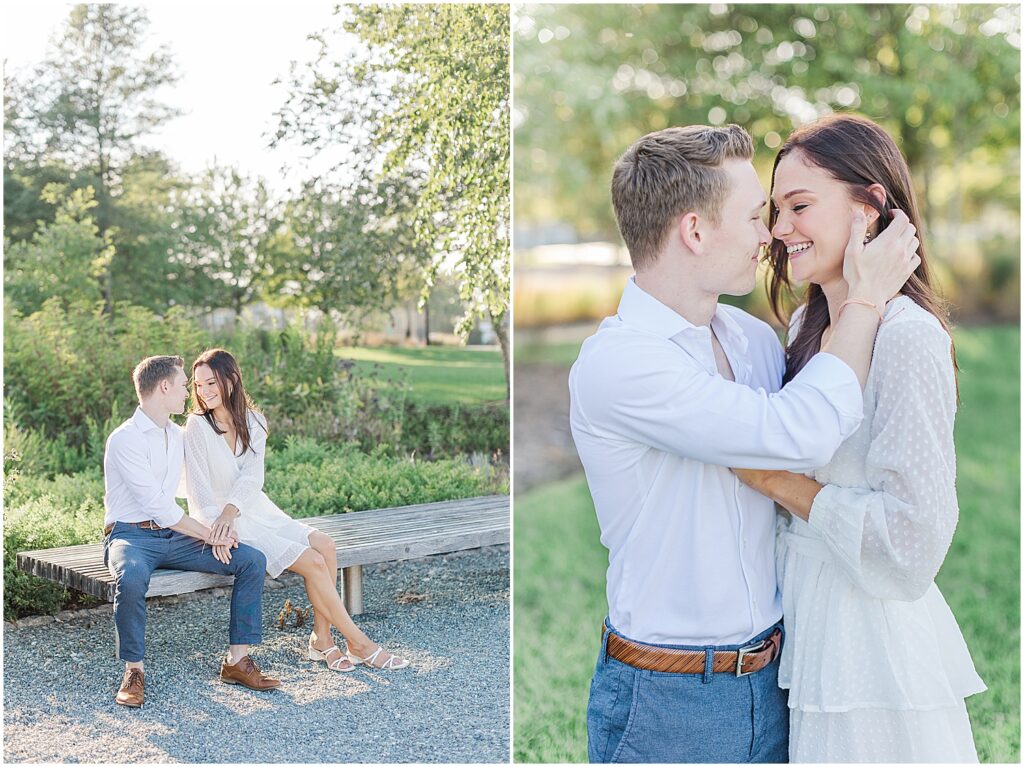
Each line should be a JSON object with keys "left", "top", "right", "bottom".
{"left": 513, "top": 362, "right": 581, "bottom": 493}
{"left": 4, "top": 546, "right": 509, "bottom": 763}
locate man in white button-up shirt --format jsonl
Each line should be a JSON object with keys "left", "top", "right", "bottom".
{"left": 103, "top": 355, "right": 280, "bottom": 707}
{"left": 570, "top": 125, "right": 920, "bottom": 763}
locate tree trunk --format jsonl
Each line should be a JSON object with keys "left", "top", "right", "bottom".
{"left": 424, "top": 301, "right": 431, "bottom": 345}
{"left": 491, "top": 309, "right": 510, "bottom": 403}
{"left": 95, "top": 65, "right": 114, "bottom": 318}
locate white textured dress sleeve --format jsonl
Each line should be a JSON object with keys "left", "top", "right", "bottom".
{"left": 184, "top": 416, "right": 223, "bottom": 523}
{"left": 806, "top": 319, "right": 959, "bottom": 601}
{"left": 225, "top": 411, "right": 268, "bottom": 514}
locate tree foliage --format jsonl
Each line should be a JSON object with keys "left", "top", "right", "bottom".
{"left": 274, "top": 4, "right": 511, "bottom": 394}
{"left": 515, "top": 4, "right": 1021, "bottom": 237}
{"left": 4, "top": 185, "right": 111, "bottom": 314}
{"left": 174, "top": 167, "right": 280, "bottom": 316}
{"left": 264, "top": 170, "right": 427, "bottom": 325}
{"left": 4, "top": 4, "right": 184, "bottom": 311}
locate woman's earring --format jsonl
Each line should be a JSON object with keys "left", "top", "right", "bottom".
{"left": 863, "top": 216, "right": 876, "bottom": 245}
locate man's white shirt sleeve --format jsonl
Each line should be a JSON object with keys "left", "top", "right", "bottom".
{"left": 572, "top": 336, "right": 863, "bottom": 471}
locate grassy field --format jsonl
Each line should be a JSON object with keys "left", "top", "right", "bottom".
{"left": 337, "top": 345, "right": 506, "bottom": 406}
{"left": 513, "top": 325, "right": 1020, "bottom": 763}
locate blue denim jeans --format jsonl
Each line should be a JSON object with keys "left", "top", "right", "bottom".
{"left": 104, "top": 522, "right": 267, "bottom": 662}
{"left": 587, "top": 620, "right": 789, "bottom": 763}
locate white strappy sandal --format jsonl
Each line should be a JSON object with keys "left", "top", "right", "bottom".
{"left": 308, "top": 637, "right": 356, "bottom": 672}
{"left": 346, "top": 646, "right": 411, "bottom": 671}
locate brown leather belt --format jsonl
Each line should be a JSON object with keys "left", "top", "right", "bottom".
{"left": 602, "top": 625, "right": 782, "bottom": 676}
{"left": 103, "top": 520, "right": 164, "bottom": 537}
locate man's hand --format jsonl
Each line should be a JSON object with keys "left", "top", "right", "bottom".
{"left": 843, "top": 209, "right": 921, "bottom": 309}
{"left": 209, "top": 506, "right": 238, "bottom": 547}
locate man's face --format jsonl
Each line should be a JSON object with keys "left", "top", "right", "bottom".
{"left": 166, "top": 369, "right": 189, "bottom": 415}
{"left": 699, "top": 159, "right": 771, "bottom": 297}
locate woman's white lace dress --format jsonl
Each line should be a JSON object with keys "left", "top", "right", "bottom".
{"left": 185, "top": 410, "right": 313, "bottom": 578}
{"left": 777, "top": 296, "right": 986, "bottom": 763}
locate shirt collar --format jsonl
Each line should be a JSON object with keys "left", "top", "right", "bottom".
{"left": 711, "top": 304, "right": 750, "bottom": 356}
{"left": 617, "top": 277, "right": 748, "bottom": 352}
{"left": 132, "top": 406, "right": 169, "bottom": 433}
{"left": 617, "top": 277, "right": 702, "bottom": 338}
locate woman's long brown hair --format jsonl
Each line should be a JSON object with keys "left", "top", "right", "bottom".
{"left": 766, "top": 113, "right": 958, "bottom": 395}
{"left": 191, "top": 348, "right": 266, "bottom": 455}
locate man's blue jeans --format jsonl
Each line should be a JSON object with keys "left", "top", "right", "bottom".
{"left": 587, "top": 620, "right": 789, "bottom": 763}
{"left": 104, "top": 522, "right": 267, "bottom": 662}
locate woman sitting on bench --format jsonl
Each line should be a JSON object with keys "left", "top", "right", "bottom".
{"left": 184, "top": 348, "right": 410, "bottom": 672}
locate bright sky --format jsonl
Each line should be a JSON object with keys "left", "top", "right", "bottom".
{"left": 3, "top": 1, "right": 353, "bottom": 195}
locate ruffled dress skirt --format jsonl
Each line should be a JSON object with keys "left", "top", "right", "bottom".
{"left": 778, "top": 520, "right": 986, "bottom": 763}
{"left": 233, "top": 492, "right": 315, "bottom": 578}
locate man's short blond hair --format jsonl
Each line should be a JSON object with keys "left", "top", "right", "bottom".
{"left": 133, "top": 355, "right": 184, "bottom": 400}
{"left": 611, "top": 124, "right": 754, "bottom": 271}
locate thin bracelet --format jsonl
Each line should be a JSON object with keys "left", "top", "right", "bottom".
{"left": 839, "top": 297, "right": 884, "bottom": 322}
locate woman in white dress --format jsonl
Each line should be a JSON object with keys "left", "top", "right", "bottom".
{"left": 185, "top": 348, "right": 409, "bottom": 672}
{"left": 733, "top": 114, "right": 985, "bottom": 762}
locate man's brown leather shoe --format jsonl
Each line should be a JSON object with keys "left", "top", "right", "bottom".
{"left": 220, "top": 655, "right": 281, "bottom": 691}
{"left": 115, "top": 667, "right": 145, "bottom": 707}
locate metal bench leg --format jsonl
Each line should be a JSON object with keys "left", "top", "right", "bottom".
{"left": 343, "top": 565, "right": 364, "bottom": 616}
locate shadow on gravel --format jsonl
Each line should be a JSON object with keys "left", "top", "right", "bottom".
{"left": 4, "top": 549, "right": 509, "bottom": 763}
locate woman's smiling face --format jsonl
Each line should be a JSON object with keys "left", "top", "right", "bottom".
{"left": 193, "top": 363, "right": 225, "bottom": 410}
{"left": 770, "top": 150, "right": 863, "bottom": 286}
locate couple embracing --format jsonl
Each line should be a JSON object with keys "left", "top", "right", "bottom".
{"left": 104, "top": 349, "right": 408, "bottom": 708}
{"left": 570, "top": 115, "right": 985, "bottom": 763}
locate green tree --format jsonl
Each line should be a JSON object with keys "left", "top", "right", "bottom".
{"left": 275, "top": 4, "right": 511, "bottom": 397}
{"left": 267, "top": 170, "right": 426, "bottom": 326}
{"left": 9, "top": 4, "right": 182, "bottom": 312}
{"left": 4, "top": 185, "right": 111, "bottom": 314}
{"left": 175, "top": 166, "right": 279, "bottom": 318}
{"left": 515, "top": 4, "right": 1020, "bottom": 238}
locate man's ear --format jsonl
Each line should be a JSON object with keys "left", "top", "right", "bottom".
{"left": 678, "top": 211, "right": 704, "bottom": 253}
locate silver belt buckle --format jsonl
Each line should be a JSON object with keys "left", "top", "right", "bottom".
{"left": 735, "top": 638, "right": 767, "bottom": 677}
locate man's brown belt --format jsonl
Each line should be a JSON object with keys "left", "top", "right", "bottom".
{"left": 602, "top": 626, "right": 782, "bottom": 676}
{"left": 103, "top": 520, "right": 163, "bottom": 537}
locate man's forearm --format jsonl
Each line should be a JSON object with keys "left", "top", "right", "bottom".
{"left": 168, "top": 513, "right": 212, "bottom": 542}
{"left": 762, "top": 472, "right": 823, "bottom": 522}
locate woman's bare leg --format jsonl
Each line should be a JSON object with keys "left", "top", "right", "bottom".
{"left": 306, "top": 532, "right": 337, "bottom": 648}
{"left": 288, "top": 548, "right": 386, "bottom": 660}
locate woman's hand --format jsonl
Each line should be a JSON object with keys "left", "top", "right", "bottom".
{"left": 843, "top": 209, "right": 920, "bottom": 308}
{"left": 209, "top": 506, "right": 239, "bottom": 546}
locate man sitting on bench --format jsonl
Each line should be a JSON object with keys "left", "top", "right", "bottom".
{"left": 103, "top": 355, "right": 281, "bottom": 707}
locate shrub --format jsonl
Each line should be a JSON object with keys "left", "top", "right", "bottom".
{"left": 3, "top": 398, "right": 125, "bottom": 477}
{"left": 396, "top": 403, "right": 509, "bottom": 457}
{"left": 216, "top": 320, "right": 350, "bottom": 418}
{"left": 3, "top": 439, "right": 502, "bottom": 619}
{"left": 205, "top": 320, "right": 413, "bottom": 450}
{"left": 4, "top": 299, "right": 206, "bottom": 447}
{"left": 264, "top": 437, "right": 500, "bottom": 517}
{"left": 3, "top": 458, "right": 106, "bottom": 621}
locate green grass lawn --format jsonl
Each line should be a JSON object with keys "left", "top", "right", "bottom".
{"left": 514, "top": 341, "right": 584, "bottom": 367}
{"left": 513, "top": 325, "right": 1020, "bottom": 763}
{"left": 337, "top": 345, "right": 506, "bottom": 406}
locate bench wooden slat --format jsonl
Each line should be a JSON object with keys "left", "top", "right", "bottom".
{"left": 17, "top": 495, "right": 509, "bottom": 605}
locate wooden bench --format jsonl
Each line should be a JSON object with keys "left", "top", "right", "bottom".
{"left": 16, "top": 495, "right": 509, "bottom": 616}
